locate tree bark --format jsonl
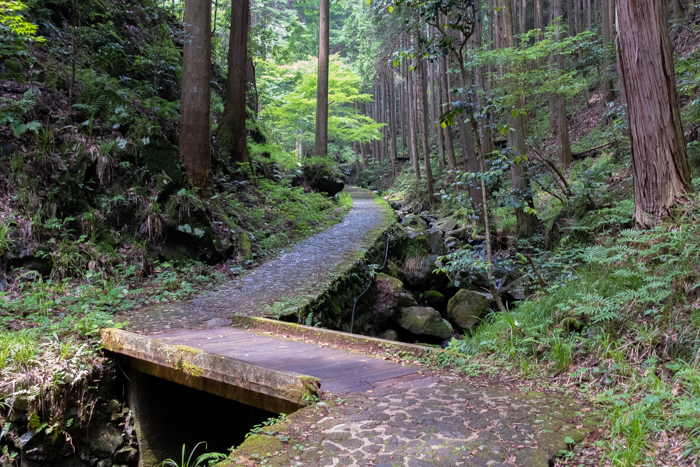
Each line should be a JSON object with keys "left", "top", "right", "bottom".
{"left": 388, "top": 73, "right": 397, "bottom": 176}
{"left": 439, "top": 55, "right": 457, "bottom": 174}
{"left": 498, "top": 0, "right": 538, "bottom": 236}
{"left": 602, "top": 0, "right": 615, "bottom": 102}
{"left": 550, "top": 0, "right": 573, "bottom": 168}
{"left": 416, "top": 39, "right": 435, "bottom": 205}
{"left": 180, "top": 0, "right": 212, "bottom": 190}
{"left": 219, "top": 0, "right": 250, "bottom": 164}
{"left": 520, "top": 0, "right": 528, "bottom": 35}
{"left": 407, "top": 54, "right": 421, "bottom": 178}
{"left": 587, "top": 0, "right": 592, "bottom": 29}
{"left": 315, "top": 0, "right": 330, "bottom": 157}
{"left": 616, "top": 0, "right": 691, "bottom": 227}
{"left": 672, "top": 0, "right": 685, "bottom": 19}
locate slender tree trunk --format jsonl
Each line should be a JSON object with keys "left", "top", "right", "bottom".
{"left": 435, "top": 56, "right": 446, "bottom": 171}
{"left": 550, "top": 0, "right": 573, "bottom": 168}
{"left": 617, "top": 0, "right": 691, "bottom": 228}
{"left": 587, "top": 0, "right": 592, "bottom": 28}
{"left": 416, "top": 39, "right": 435, "bottom": 205}
{"left": 498, "top": 0, "right": 539, "bottom": 236}
{"left": 535, "top": 0, "right": 545, "bottom": 35}
{"left": 439, "top": 55, "right": 457, "bottom": 174}
{"left": 388, "top": 73, "right": 397, "bottom": 176}
{"left": 520, "top": 0, "right": 527, "bottom": 35}
{"left": 315, "top": 0, "right": 330, "bottom": 157}
{"left": 601, "top": 0, "right": 615, "bottom": 102}
{"left": 219, "top": 0, "right": 250, "bottom": 164}
{"left": 180, "top": 0, "right": 212, "bottom": 189}
{"left": 672, "top": 0, "right": 684, "bottom": 19}
{"left": 407, "top": 55, "right": 421, "bottom": 179}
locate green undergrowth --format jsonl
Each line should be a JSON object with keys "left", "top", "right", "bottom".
{"left": 243, "top": 180, "right": 347, "bottom": 257}
{"left": 447, "top": 195, "right": 700, "bottom": 465}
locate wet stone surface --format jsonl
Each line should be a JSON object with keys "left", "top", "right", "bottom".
{"left": 227, "top": 376, "right": 600, "bottom": 467}
{"left": 121, "top": 187, "right": 394, "bottom": 334}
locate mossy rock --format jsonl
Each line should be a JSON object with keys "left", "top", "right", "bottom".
{"left": 423, "top": 290, "right": 445, "bottom": 308}
{"left": 294, "top": 163, "right": 345, "bottom": 196}
{"left": 233, "top": 434, "right": 284, "bottom": 461}
{"left": 141, "top": 137, "right": 186, "bottom": 186}
{"left": 373, "top": 273, "right": 404, "bottom": 316}
{"left": 396, "top": 292, "right": 418, "bottom": 308}
{"left": 235, "top": 228, "right": 253, "bottom": 261}
{"left": 392, "top": 226, "right": 429, "bottom": 262}
{"left": 382, "top": 259, "right": 407, "bottom": 283}
{"left": 394, "top": 306, "right": 453, "bottom": 339}
{"left": 381, "top": 329, "right": 399, "bottom": 341}
{"left": 447, "top": 289, "right": 494, "bottom": 330}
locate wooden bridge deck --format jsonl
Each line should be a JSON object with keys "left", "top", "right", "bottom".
{"left": 157, "top": 327, "right": 423, "bottom": 394}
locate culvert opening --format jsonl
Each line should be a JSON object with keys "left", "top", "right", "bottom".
{"left": 128, "top": 371, "right": 280, "bottom": 465}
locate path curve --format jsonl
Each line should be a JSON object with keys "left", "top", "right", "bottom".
{"left": 123, "top": 187, "right": 395, "bottom": 334}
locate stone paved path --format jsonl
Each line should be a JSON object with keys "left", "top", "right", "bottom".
{"left": 122, "top": 187, "right": 394, "bottom": 333}
{"left": 228, "top": 373, "right": 599, "bottom": 467}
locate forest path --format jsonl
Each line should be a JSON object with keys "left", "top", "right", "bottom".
{"left": 121, "top": 186, "right": 394, "bottom": 334}
{"left": 225, "top": 369, "right": 601, "bottom": 467}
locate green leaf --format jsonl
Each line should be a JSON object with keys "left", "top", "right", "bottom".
{"left": 388, "top": 6, "right": 393, "bottom": 12}
{"left": 441, "top": 122, "right": 447, "bottom": 129}
{"left": 564, "top": 436, "right": 575, "bottom": 445}
{"left": 393, "top": 59, "right": 398, "bottom": 67}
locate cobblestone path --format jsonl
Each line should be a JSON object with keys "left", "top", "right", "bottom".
{"left": 122, "top": 187, "right": 394, "bottom": 333}
{"left": 228, "top": 374, "right": 600, "bottom": 467}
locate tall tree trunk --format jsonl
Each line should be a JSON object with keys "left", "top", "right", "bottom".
{"left": 551, "top": 0, "right": 573, "bottom": 168}
{"left": 439, "top": 55, "right": 457, "bottom": 174}
{"left": 498, "top": 0, "right": 538, "bottom": 236}
{"left": 472, "top": 13, "right": 493, "bottom": 156}
{"left": 601, "top": 0, "right": 615, "bottom": 102}
{"left": 587, "top": 0, "right": 592, "bottom": 28}
{"left": 219, "top": 0, "right": 250, "bottom": 164}
{"left": 180, "top": 0, "right": 212, "bottom": 189}
{"left": 315, "top": 0, "right": 329, "bottom": 157}
{"left": 535, "top": 0, "right": 545, "bottom": 35}
{"left": 407, "top": 55, "right": 421, "bottom": 179}
{"left": 416, "top": 40, "right": 435, "bottom": 205}
{"left": 672, "top": 0, "right": 684, "bottom": 19}
{"left": 388, "top": 73, "right": 397, "bottom": 176}
{"left": 616, "top": 0, "right": 691, "bottom": 228}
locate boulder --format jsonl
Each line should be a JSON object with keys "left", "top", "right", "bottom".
{"left": 392, "top": 226, "right": 429, "bottom": 262}
{"left": 428, "top": 228, "right": 445, "bottom": 255}
{"left": 402, "top": 214, "right": 428, "bottom": 230}
{"left": 419, "top": 213, "right": 438, "bottom": 224}
{"left": 447, "top": 289, "right": 494, "bottom": 330}
{"left": 396, "top": 292, "right": 418, "bottom": 308}
{"left": 383, "top": 260, "right": 407, "bottom": 283}
{"left": 89, "top": 423, "right": 123, "bottom": 457}
{"left": 444, "top": 236, "right": 463, "bottom": 251}
{"left": 394, "top": 307, "right": 453, "bottom": 339}
{"left": 373, "top": 273, "right": 404, "bottom": 315}
{"left": 237, "top": 228, "right": 253, "bottom": 262}
{"left": 403, "top": 255, "right": 434, "bottom": 288}
{"left": 436, "top": 218, "right": 459, "bottom": 233}
{"left": 381, "top": 329, "right": 399, "bottom": 341}
{"left": 447, "top": 227, "right": 470, "bottom": 240}
{"left": 295, "top": 164, "right": 345, "bottom": 196}
{"left": 423, "top": 290, "right": 446, "bottom": 309}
